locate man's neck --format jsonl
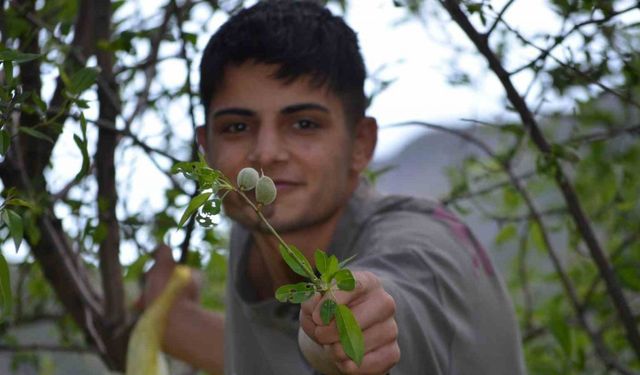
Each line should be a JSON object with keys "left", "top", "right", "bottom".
{"left": 246, "top": 207, "right": 345, "bottom": 300}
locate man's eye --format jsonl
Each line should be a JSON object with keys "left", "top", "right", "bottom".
{"left": 293, "top": 119, "right": 318, "bottom": 130}
{"left": 223, "top": 123, "right": 248, "bottom": 133}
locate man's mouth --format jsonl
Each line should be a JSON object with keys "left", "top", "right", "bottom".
{"left": 273, "top": 180, "right": 302, "bottom": 191}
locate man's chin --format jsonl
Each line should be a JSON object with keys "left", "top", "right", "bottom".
{"left": 226, "top": 204, "right": 292, "bottom": 233}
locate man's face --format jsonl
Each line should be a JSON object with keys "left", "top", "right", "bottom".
{"left": 200, "top": 62, "right": 373, "bottom": 233}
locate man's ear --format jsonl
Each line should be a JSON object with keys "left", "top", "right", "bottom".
{"left": 351, "top": 116, "right": 378, "bottom": 173}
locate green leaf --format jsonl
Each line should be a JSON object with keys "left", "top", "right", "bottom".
{"left": 335, "top": 269, "right": 356, "bottom": 291}
{"left": 528, "top": 221, "right": 546, "bottom": 252}
{"left": 314, "top": 250, "right": 328, "bottom": 275}
{"left": 202, "top": 198, "right": 221, "bottom": 216}
{"left": 5, "top": 198, "right": 32, "bottom": 209}
{"left": 67, "top": 67, "right": 100, "bottom": 95}
{"left": 0, "top": 50, "right": 41, "bottom": 63}
{"left": 18, "top": 127, "right": 54, "bottom": 143}
{"left": 320, "top": 299, "right": 337, "bottom": 325}
{"left": 495, "top": 224, "right": 517, "bottom": 245}
{"left": 178, "top": 192, "right": 212, "bottom": 228}
{"left": 548, "top": 302, "right": 573, "bottom": 358}
{"left": 500, "top": 124, "right": 524, "bottom": 136}
{"left": 0, "top": 130, "right": 10, "bottom": 156}
{"left": 279, "top": 244, "right": 313, "bottom": 279}
{"left": 551, "top": 143, "right": 580, "bottom": 164}
{"left": 31, "top": 91, "right": 47, "bottom": 114}
{"left": 2, "top": 209, "right": 23, "bottom": 251}
{"left": 182, "top": 32, "right": 198, "bottom": 45}
{"left": 124, "top": 254, "right": 151, "bottom": 281}
{"left": 338, "top": 253, "right": 357, "bottom": 268}
{"left": 502, "top": 186, "right": 520, "bottom": 210}
{"left": 335, "top": 304, "right": 364, "bottom": 366}
{"left": 321, "top": 255, "right": 340, "bottom": 284}
{"left": 617, "top": 265, "right": 640, "bottom": 292}
{"left": 275, "top": 282, "right": 315, "bottom": 303}
{"left": 73, "top": 135, "right": 90, "bottom": 181}
{"left": 0, "top": 252, "right": 11, "bottom": 316}
{"left": 4, "top": 61, "right": 13, "bottom": 86}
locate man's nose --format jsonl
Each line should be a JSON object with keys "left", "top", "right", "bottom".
{"left": 247, "top": 124, "right": 288, "bottom": 167}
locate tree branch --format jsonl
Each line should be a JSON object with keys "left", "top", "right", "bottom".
{"left": 501, "top": 20, "right": 640, "bottom": 110}
{"left": 387, "top": 115, "right": 633, "bottom": 374}
{"left": 508, "top": 3, "right": 639, "bottom": 76}
{"left": 440, "top": 0, "right": 640, "bottom": 361}
{"left": 485, "top": 0, "right": 516, "bottom": 37}
{"left": 172, "top": 0, "right": 200, "bottom": 264}
{"left": 94, "top": 0, "right": 127, "bottom": 369}
{"left": 0, "top": 344, "right": 95, "bottom": 353}
{"left": 122, "top": 0, "right": 176, "bottom": 130}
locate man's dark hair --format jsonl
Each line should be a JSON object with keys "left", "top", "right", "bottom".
{"left": 199, "top": 0, "right": 367, "bottom": 127}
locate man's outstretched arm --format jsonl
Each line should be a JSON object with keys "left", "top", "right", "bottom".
{"left": 142, "top": 245, "right": 224, "bottom": 374}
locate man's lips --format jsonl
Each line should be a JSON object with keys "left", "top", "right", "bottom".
{"left": 273, "top": 180, "right": 303, "bottom": 191}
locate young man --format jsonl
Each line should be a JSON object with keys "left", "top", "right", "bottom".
{"left": 143, "top": 1, "right": 526, "bottom": 374}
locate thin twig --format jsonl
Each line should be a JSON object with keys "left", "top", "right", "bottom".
{"left": 0, "top": 344, "right": 95, "bottom": 353}
{"left": 123, "top": 0, "right": 176, "bottom": 130}
{"left": 485, "top": 0, "right": 516, "bottom": 37}
{"left": 508, "top": 3, "right": 640, "bottom": 76}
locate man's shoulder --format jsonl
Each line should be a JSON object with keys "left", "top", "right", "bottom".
{"left": 358, "top": 191, "right": 456, "bottom": 241}
{"left": 352, "top": 190, "right": 496, "bottom": 275}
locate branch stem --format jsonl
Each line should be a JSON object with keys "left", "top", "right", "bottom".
{"left": 228, "top": 184, "right": 320, "bottom": 284}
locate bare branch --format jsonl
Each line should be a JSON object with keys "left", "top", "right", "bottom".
{"left": 172, "top": 0, "right": 200, "bottom": 263}
{"left": 509, "top": 3, "right": 640, "bottom": 76}
{"left": 516, "top": 229, "right": 534, "bottom": 334}
{"left": 502, "top": 21, "right": 640, "bottom": 110}
{"left": 580, "top": 231, "right": 640, "bottom": 311}
{"left": 566, "top": 124, "right": 640, "bottom": 146}
{"left": 81, "top": 114, "right": 182, "bottom": 164}
{"left": 0, "top": 344, "right": 95, "bottom": 353}
{"left": 123, "top": 1, "right": 177, "bottom": 129}
{"left": 486, "top": 0, "right": 516, "bottom": 37}
{"left": 94, "top": 0, "right": 127, "bottom": 369}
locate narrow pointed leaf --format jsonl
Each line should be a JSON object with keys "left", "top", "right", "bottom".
{"left": 338, "top": 253, "right": 358, "bottom": 268}
{"left": 0, "top": 253, "right": 11, "bottom": 316}
{"left": 275, "top": 282, "right": 315, "bottom": 303}
{"left": 320, "top": 299, "right": 337, "bottom": 325}
{"left": 19, "top": 127, "right": 54, "bottom": 143}
{"left": 279, "top": 244, "right": 314, "bottom": 279}
{"left": 314, "top": 249, "right": 328, "bottom": 275}
{"left": 68, "top": 67, "right": 100, "bottom": 95}
{"left": 335, "top": 269, "right": 356, "bottom": 291}
{"left": 0, "top": 130, "right": 10, "bottom": 156}
{"left": 3, "top": 209, "right": 23, "bottom": 251}
{"left": 73, "top": 134, "right": 90, "bottom": 182}
{"left": 178, "top": 192, "right": 211, "bottom": 228}
{"left": 335, "top": 304, "right": 364, "bottom": 366}
{"left": 321, "top": 255, "right": 340, "bottom": 284}
{"left": 0, "top": 50, "right": 41, "bottom": 63}
{"left": 5, "top": 199, "right": 32, "bottom": 209}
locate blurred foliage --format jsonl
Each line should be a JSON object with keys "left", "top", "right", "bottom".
{"left": 422, "top": 0, "right": 640, "bottom": 373}
{"left": 0, "top": 0, "right": 639, "bottom": 374}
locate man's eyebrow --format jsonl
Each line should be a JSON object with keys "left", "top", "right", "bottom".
{"left": 212, "top": 108, "right": 255, "bottom": 118}
{"left": 281, "top": 103, "right": 329, "bottom": 114}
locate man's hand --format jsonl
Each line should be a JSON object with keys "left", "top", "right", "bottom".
{"left": 137, "top": 245, "right": 225, "bottom": 374}
{"left": 300, "top": 271, "right": 400, "bottom": 375}
{"left": 139, "top": 244, "right": 200, "bottom": 309}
